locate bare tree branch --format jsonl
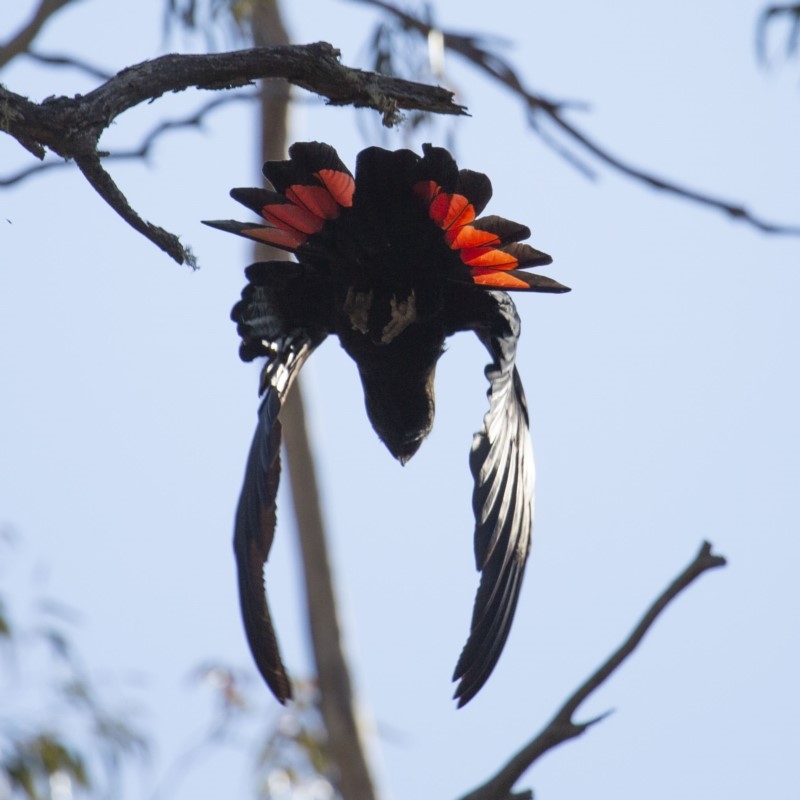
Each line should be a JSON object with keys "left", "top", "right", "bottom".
{"left": 72, "top": 150, "right": 194, "bottom": 266}
{"left": 354, "top": 0, "right": 800, "bottom": 237}
{"left": 0, "top": 0, "right": 79, "bottom": 69}
{"left": 24, "top": 50, "right": 113, "bottom": 80}
{"left": 0, "top": 92, "right": 255, "bottom": 187}
{"left": 543, "top": 112, "right": 800, "bottom": 234}
{"left": 457, "top": 541, "right": 727, "bottom": 800}
{"left": 0, "top": 42, "right": 464, "bottom": 153}
{"left": 0, "top": 41, "right": 466, "bottom": 263}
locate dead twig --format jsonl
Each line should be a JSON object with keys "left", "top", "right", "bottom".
{"left": 457, "top": 541, "right": 726, "bottom": 800}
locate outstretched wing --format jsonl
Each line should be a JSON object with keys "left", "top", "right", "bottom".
{"left": 452, "top": 291, "right": 535, "bottom": 707}
{"left": 232, "top": 275, "right": 325, "bottom": 702}
{"left": 234, "top": 387, "right": 289, "bottom": 700}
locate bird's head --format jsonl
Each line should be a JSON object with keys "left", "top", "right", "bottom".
{"left": 358, "top": 357, "right": 437, "bottom": 464}
{"left": 349, "top": 323, "right": 444, "bottom": 464}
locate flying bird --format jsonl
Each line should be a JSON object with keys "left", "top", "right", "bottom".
{"left": 205, "top": 142, "right": 569, "bottom": 707}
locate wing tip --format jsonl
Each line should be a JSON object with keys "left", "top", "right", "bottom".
{"left": 452, "top": 684, "right": 480, "bottom": 709}
{"left": 451, "top": 646, "right": 495, "bottom": 708}
{"left": 263, "top": 666, "right": 294, "bottom": 704}
{"left": 234, "top": 393, "right": 296, "bottom": 706}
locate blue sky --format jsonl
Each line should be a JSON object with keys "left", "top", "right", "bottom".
{"left": 2, "top": 1, "right": 799, "bottom": 798}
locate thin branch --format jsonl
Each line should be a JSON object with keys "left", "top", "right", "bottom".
{"left": 544, "top": 112, "right": 800, "bottom": 235}
{"left": 73, "top": 150, "right": 193, "bottom": 265}
{"left": 25, "top": 50, "right": 113, "bottom": 80}
{"left": 0, "top": 41, "right": 466, "bottom": 263}
{"left": 0, "top": 156, "right": 70, "bottom": 186}
{"left": 354, "top": 0, "right": 800, "bottom": 237}
{"left": 0, "top": 0, "right": 79, "bottom": 68}
{"left": 457, "top": 541, "right": 727, "bottom": 800}
{"left": 0, "top": 92, "right": 256, "bottom": 187}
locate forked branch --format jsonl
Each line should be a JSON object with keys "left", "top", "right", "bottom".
{"left": 0, "top": 41, "right": 466, "bottom": 263}
{"left": 457, "top": 541, "right": 726, "bottom": 800}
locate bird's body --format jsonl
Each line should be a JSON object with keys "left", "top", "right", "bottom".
{"left": 205, "top": 142, "right": 568, "bottom": 706}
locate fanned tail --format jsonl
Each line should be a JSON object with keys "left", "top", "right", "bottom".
{"left": 203, "top": 142, "right": 354, "bottom": 252}
{"left": 412, "top": 144, "right": 568, "bottom": 293}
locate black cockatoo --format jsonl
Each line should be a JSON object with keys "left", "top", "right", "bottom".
{"left": 205, "top": 142, "right": 569, "bottom": 707}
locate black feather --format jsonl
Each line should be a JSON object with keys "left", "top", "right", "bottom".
{"left": 208, "top": 143, "right": 568, "bottom": 707}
